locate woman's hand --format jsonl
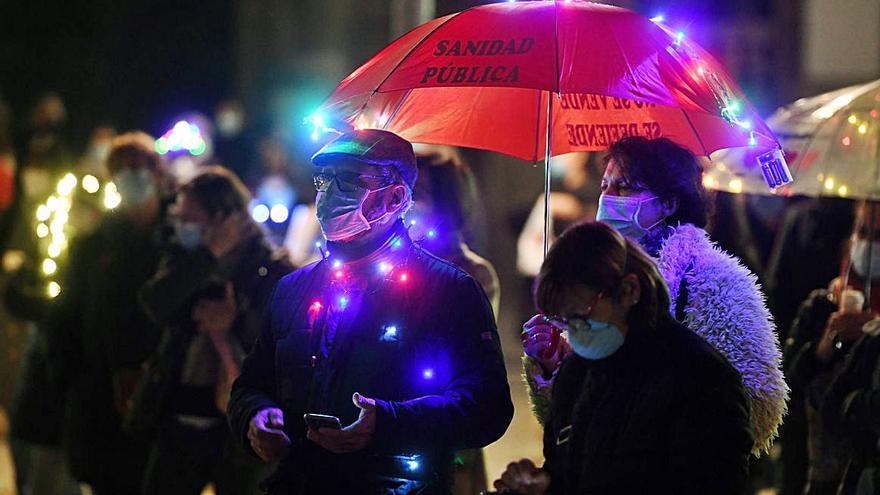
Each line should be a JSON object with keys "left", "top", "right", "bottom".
{"left": 493, "top": 459, "right": 551, "bottom": 495}
{"left": 816, "top": 311, "right": 876, "bottom": 362}
{"left": 522, "top": 314, "right": 566, "bottom": 377}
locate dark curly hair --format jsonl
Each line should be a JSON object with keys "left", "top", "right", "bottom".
{"left": 606, "top": 136, "right": 709, "bottom": 228}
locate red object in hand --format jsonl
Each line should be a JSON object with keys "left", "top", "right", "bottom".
{"left": 542, "top": 325, "right": 561, "bottom": 360}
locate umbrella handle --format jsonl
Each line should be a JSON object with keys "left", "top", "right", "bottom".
{"left": 543, "top": 91, "right": 554, "bottom": 258}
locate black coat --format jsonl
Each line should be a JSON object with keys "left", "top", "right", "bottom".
{"left": 543, "top": 317, "right": 753, "bottom": 495}
{"left": 44, "top": 212, "right": 167, "bottom": 487}
{"left": 227, "top": 224, "right": 513, "bottom": 494}
{"left": 129, "top": 234, "right": 292, "bottom": 437}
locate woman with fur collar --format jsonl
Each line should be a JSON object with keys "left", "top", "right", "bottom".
{"left": 522, "top": 137, "right": 789, "bottom": 456}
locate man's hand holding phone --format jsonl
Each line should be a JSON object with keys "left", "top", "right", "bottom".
{"left": 306, "top": 392, "right": 376, "bottom": 454}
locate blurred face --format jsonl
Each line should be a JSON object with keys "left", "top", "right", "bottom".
{"left": 600, "top": 158, "right": 674, "bottom": 230}
{"left": 112, "top": 165, "right": 158, "bottom": 209}
{"left": 174, "top": 192, "right": 212, "bottom": 227}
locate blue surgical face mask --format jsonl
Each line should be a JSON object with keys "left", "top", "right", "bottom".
{"left": 596, "top": 193, "right": 662, "bottom": 241}
{"left": 566, "top": 320, "right": 626, "bottom": 360}
{"left": 114, "top": 168, "right": 157, "bottom": 207}
{"left": 174, "top": 221, "right": 203, "bottom": 251}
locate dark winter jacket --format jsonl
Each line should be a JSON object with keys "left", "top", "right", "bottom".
{"left": 784, "top": 288, "right": 853, "bottom": 487}
{"left": 129, "top": 233, "right": 292, "bottom": 437}
{"left": 227, "top": 222, "right": 514, "bottom": 494}
{"left": 542, "top": 317, "right": 753, "bottom": 495}
{"left": 822, "top": 334, "right": 880, "bottom": 478}
{"left": 44, "top": 211, "right": 167, "bottom": 486}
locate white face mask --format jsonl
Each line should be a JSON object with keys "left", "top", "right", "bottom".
{"left": 595, "top": 193, "right": 663, "bottom": 240}
{"left": 851, "top": 239, "right": 880, "bottom": 280}
{"left": 315, "top": 182, "right": 401, "bottom": 242}
{"left": 114, "top": 168, "right": 157, "bottom": 207}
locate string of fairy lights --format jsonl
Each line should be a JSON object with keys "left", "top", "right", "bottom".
{"left": 34, "top": 173, "right": 121, "bottom": 298}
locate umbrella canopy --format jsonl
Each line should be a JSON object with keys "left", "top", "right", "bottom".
{"left": 708, "top": 79, "right": 880, "bottom": 198}
{"left": 313, "top": 0, "right": 779, "bottom": 160}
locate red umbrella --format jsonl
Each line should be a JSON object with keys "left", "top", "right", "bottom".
{"left": 312, "top": 0, "right": 784, "bottom": 253}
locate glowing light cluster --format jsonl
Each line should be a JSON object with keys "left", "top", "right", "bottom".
{"left": 305, "top": 113, "right": 343, "bottom": 142}
{"left": 32, "top": 172, "right": 115, "bottom": 298}
{"left": 250, "top": 203, "right": 291, "bottom": 224}
{"left": 104, "top": 182, "right": 122, "bottom": 209}
{"left": 155, "top": 120, "right": 207, "bottom": 156}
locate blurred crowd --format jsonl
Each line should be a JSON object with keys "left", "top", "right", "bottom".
{"left": 0, "top": 91, "right": 879, "bottom": 495}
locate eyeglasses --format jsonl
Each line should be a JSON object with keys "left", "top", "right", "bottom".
{"left": 313, "top": 169, "right": 397, "bottom": 193}
{"left": 543, "top": 291, "right": 604, "bottom": 333}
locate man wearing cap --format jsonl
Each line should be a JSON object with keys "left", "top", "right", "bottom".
{"left": 228, "top": 129, "right": 513, "bottom": 494}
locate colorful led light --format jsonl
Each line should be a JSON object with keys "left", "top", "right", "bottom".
{"left": 252, "top": 204, "right": 270, "bottom": 223}
{"left": 399, "top": 273, "right": 409, "bottom": 282}
{"left": 332, "top": 260, "right": 343, "bottom": 269}
{"left": 382, "top": 325, "right": 399, "bottom": 342}
{"left": 47, "top": 281, "right": 61, "bottom": 298}
{"left": 270, "top": 204, "right": 289, "bottom": 223}
{"left": 82, "top": 175, "right": 100, "bottom": 194}
{"left": 42, "top": 258, "right": 57, "bottom": 275}
{"left": 338, "top": 296, "right": 349, "bottom": 309}
{"left": 675, "top": 31, "right": 685, "bottom": 46}
{"left": 649, "top": 14, "right": 665, "bottom": 23}
{"left": 426, "top": 229, "right": 437, "bottom": 239}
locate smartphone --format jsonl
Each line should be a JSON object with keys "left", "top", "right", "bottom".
{"left": 303, "top": 413, "right": 342, "bottom": 431}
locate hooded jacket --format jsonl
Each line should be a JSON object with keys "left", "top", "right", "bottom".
{"left": 525, "top": 223, "right": 789, "bottom": 455}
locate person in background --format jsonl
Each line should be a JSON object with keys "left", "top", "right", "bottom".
{"left": 412, "top": 144, "right": 499, "bottom": 315}
{"left": 522, "top": 136, "right": 788, "bottom": 459}
{"left": 793, "top": 202, "right": 880, "bottom": 495}
{"left": 764, "top": 197, "right": 855, "bottom": 495}
{"left": 784, "top": 201, "right": 879, "bottom": 494}
{"left": 132, "top": 167, "right": 292, "bottom": 494}
{"left": 44, "top": 131, "right": 173, "bottom": 495}
{"left": 516, "top": 152, "right": 603, "bottom": 278}
{"left": 228, "top": 129, "right": 513, "bottom": 494}
{"left": 410, "top": 144, "right": 500, "bottom": 494}
{"left": 496, "top": 222, "right": 752, "bottom": 494}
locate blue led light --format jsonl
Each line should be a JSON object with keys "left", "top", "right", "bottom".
{"left": 382, "top": 325, "right": 399, "bottom": 342}
{"left": 427, "top": 229, "right": 437, "bottom": 239}
{"left": 407, "top": 460, "right": 420, "bottom": 471}
{"left": 675, "top": 31, "right": 685, "bottom": 46}
{"left": 391, "top": 238, "right": 402, "bottom": 249}
{"left": 339, "top": 296, "right": 349, "bottom": 309}
{"left": 422, "top": 369, "right": 434, "bottom": 380}
{"left": 332, "top": 260, "right": 342, "bottom": 269}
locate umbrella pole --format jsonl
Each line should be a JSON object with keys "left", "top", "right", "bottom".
{"left": 867, "top": 201, "right": 877, "bottom": 309}
{"left": 543, "top": 91, "right": 554, "bottom": 258}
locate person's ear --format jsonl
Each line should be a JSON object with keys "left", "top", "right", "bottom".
{"left": 619, "top": 273, "right": 641, "bottom": 309}
{"left": 660, "top": 197, "right": 679, "bottom": 217}
{"left": 385, "top": 184, "right": 409, "bottom": 212}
